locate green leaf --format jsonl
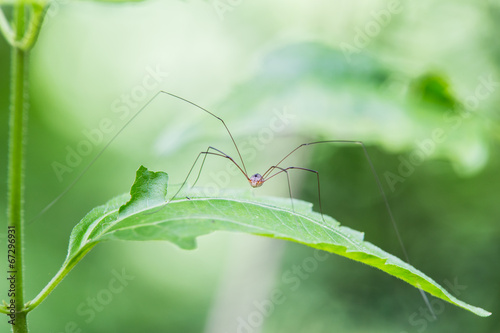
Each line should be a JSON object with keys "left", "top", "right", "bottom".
{"left": 118, "top": 165, "right": 168, "bottom": 217}
{"left": 25, "top": 166, "right": 491, "bottom": 317}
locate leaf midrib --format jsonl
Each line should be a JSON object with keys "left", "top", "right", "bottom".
{"left": 94, "top": 197, "right": 363, "bottom": 250}
{"left": 71, "top": 197, "right": 457, "bottom": 301}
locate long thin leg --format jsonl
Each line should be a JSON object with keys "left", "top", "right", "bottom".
{"left": 263, "top": 140, "right": 434, "bottom": 316}
{"left": 30, "top": 90, "right": 246, "bottom": 224}
{"left": 143, "top": 150, "right": 214, "bottom": 215}
{"left": 264, "top": 166, "right": 308, "bottom": 234}
{"left": 159, "top": 91, "right": 247, "bottom": 175}
{"left": 192, "top": 146, "right": 248, "bottom": 188}
{"left": 29, "top": 91, "right": 166, "bottom": 224}
{"left": 267, "top": 166, "right": 295, "bottom": 212}
{"left": 263, "top": 140, "right": 407, "bottom": 260}
{"left": 145, "top": 146, "right": 249, "bottom": 215}
{"left": 171, "top": 150, "right": 238, "bottom": 201}
{"left": 263, "top": 166, "right": 324, "bottom": 223}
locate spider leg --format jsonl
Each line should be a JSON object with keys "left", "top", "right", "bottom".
{"left": 145, "top": 146, "right": 248, "bottom": 215}
{"left": 263, "top": 166, "right": 323, "bottom": 223}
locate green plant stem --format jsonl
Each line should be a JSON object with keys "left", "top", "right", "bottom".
{"left": 23, "top": 245, "right": 96, "bottom": 313}
{"left": 1, "top": 6, "right": 45, "bottom": 50}
{"left": 7, "top": 4, "right": 29, "bottom": 333}
{"left": 16, "top": 4, "right": 45, "bottom": 50}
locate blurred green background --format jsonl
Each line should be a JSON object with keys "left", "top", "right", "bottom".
{"left": 1, "top": 0, "right": 499, "bottom": 332}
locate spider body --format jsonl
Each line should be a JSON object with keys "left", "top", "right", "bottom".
{"left": 249, "top": 173, "right": 264, "bottom": 188}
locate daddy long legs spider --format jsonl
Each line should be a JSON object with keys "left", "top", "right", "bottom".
{"left": 30, "top": 88, "right": 434, "bottom": 314}
{"left": 154, "top": 92, "right": 398, "bottom": 237}
{"left": 152, "top": 91, "right": 434, "bottom": 316}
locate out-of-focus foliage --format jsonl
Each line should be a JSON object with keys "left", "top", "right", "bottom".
{"left": 217, "top": 42, "right": 490, "bottom": 174}
{"left": 0, "top": 1, "right": 498, "bottom": 332}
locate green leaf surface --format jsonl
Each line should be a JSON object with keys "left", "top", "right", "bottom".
{"left": 28, "top": 166, "right": 491, "bottom": 317}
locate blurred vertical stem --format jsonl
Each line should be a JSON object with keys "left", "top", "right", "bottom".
{"left": 7, "top": 4, "right": 29, "bottom": 333}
